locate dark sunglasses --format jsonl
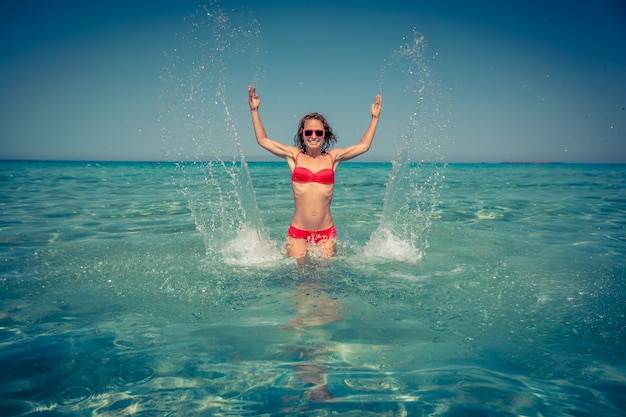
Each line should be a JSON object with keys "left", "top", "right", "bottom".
{"left": 303, "top": 129, "right": 325, "bottom": 137}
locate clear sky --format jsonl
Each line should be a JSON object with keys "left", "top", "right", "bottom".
{"left": 1, "top": 0, "right": 625, "bottom": 163}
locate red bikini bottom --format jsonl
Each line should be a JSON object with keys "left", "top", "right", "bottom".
{"left": 288, "top": 225, "right": 337, "bottom": 243}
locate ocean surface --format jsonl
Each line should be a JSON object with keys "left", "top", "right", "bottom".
{"left": 1, "top": 160, "right": 625, "bottom": 416}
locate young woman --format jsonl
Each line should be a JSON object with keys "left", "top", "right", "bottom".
{"left": 248, "top": 86, "right": 382, "bottom": 262}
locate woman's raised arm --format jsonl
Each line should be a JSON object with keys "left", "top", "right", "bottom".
{"left": 248, "top": 86, "right": 295, "bottom": 160}
{"left": 333, "top": 94, "right": 382, "bottom": 162}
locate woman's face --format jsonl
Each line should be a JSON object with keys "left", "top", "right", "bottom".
{"left": 302, "top": 119, "right": 325, "bottom": 152}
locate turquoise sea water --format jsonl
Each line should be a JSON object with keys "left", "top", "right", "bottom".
{"left": 1, "top": 160, "right": 625, "bottom": 416}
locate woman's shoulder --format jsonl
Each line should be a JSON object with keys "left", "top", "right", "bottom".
{"left": 282, "top": 146, "right": 301, "bottom": 165}
{"left": 327, "top": 148, "right": 343, "bottom": 159}
{"left": 286, "top": 146, "right": 301, "bottom": 157}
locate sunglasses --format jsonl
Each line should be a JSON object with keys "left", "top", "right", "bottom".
{"left": 303, "top": 129, "right": 325, "bottom": 137}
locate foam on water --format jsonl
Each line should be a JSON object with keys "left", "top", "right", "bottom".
{"left": 220, "top": 225, "right": 283, "bottom": 266}
{"left": 362, "top": 225, "right": 423, "bottom": 263}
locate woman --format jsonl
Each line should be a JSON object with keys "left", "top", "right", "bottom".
{"left": 248, "top": 86, "right": 382, "bottom": 262}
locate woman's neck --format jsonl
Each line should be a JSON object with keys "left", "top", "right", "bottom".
{"left": 305, "top": 149, "right": 323, "bottom": 158}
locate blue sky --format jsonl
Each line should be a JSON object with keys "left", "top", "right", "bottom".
{"left": 1, "top": 0, "right": 624, "bottom": 163}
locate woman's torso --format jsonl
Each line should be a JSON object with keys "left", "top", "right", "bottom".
{"left": 289, "top": 151, "right": 335, "bottom": 231}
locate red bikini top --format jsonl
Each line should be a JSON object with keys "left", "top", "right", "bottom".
{"left": 291, "top": 152, "right": 335, "bottom": 185}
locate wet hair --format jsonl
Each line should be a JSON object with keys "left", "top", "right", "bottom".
{"left": 293, "top": 112, "right": 337, "bottom": 154}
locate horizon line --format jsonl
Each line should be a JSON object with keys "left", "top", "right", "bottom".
{"left": 1, "top": 158, "right": 625, "bottom": 166}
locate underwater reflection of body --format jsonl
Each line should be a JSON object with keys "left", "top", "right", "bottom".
{"left": 276, "top": 276, "right": 344, "bottom": 404}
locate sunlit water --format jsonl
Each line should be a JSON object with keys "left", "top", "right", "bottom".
{"left": 1, "top": 161, "right": 624, "bottom": 416}
{"left": 2, "top": 2, "right": 625, "bottom": 415}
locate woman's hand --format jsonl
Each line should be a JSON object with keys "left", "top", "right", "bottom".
{"left": 248, "top": 86, "right": 260, "bottom": 111}
{"left": 371, "top": 94, "right": 382, "bottom": 119}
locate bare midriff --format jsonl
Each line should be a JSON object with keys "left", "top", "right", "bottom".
{"left": 290, "top": 182, "right": 334, "bottom": 231}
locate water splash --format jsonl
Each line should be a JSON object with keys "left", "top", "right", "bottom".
{"left": 363, "top": 227, "right": 423, "bottom": 263}
{"left": 157, "top": 2, "right": 275, "bottom": 263}
{"left": 158, "top": 9, "right": 446, "bottom": 264}
{"left": 220, "top": 225, "right": 283, "bottom": 266}
{"left": 364, "top": 29, "right": 448, "bottom": 262}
